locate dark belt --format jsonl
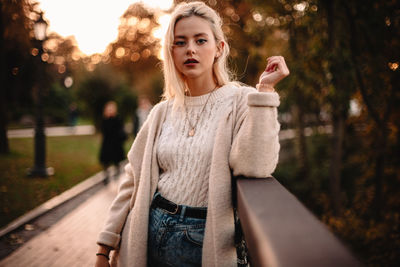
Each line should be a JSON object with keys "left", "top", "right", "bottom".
{"left": 151, "top": 194, "right": 207, "bottom": 219}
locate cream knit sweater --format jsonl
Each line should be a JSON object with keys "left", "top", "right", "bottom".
{"left": 157, "top": 86, "right": 234, "bottom": 207}
{"left": 97, "top": 84, "right": 281, "bottom": 267}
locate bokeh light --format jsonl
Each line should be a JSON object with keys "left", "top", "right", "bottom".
{"left": 388, "top": 62, "right": 399, "bottom": 71}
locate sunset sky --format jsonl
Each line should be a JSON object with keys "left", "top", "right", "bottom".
{"left": 37, "top": 0, "right": 173, "bottom": 55}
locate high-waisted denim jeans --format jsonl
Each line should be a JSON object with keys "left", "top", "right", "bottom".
{"left": 147, "top": 194, "right": 207, "bottom": 267}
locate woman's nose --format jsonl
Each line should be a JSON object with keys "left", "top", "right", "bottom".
{"left": 186, "top": 41, "right": 196, "bottom": 55}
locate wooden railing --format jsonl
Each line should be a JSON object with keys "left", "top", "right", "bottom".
{"left": 235, "top": 176, "right": 362, "bottom": 267}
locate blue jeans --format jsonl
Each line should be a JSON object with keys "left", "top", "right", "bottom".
{"left": 147, "top": 194, "right": 206, "bottom": 267}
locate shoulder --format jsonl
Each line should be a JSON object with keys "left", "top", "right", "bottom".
{"left": 147, "top": 100, "right": 169, "bottom": 118}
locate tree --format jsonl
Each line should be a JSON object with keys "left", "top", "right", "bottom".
{"left": 317, "top": 0, "right": 357, "bottom": 215}
{"left": 344, "top": 0, "right": 400, "bottom": 220}
{"left": 0, "top": 0, "right": 38, "bottom": 154}
{"left": 105, "top": 2, "right": 163, "bottom": 101}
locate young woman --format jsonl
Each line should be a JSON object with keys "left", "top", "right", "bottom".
{"left": 95, "top": 2, "right": 289, "bottom": 267}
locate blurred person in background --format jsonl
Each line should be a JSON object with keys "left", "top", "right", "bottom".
{"left": 95, "top": 1, "right": 289, "bottom": 266}
{"left": 99, "top": 101, "right": 127, "bottom": 185}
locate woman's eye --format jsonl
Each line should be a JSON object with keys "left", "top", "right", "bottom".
{"left": 174, "top": 41, "right": 185, "bottom": 46}
{"left": 197, "top": 39, "right": 207, "bottom": 44}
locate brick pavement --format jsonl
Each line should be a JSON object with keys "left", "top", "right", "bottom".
{"left": 0, "top": 175, "right": 120, "bottom": 267}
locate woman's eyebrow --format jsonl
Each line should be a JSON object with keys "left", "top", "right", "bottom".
{"left": 194, "top": 33, "right": 209, "bottom": 38}
{"left": 174, "top": 33, "right": 209, "bottom": 39}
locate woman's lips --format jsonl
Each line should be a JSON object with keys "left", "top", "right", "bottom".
{"left": 184, "top": 59, "right": 199, "bottom": 66}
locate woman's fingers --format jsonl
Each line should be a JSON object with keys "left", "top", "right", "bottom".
{"left": 258, "top": 56, "right": 290, "bottom": 87}
{"left": 266, "top": 56, "right": 289, "bottom": 75}
{"left": 266, "top": 57, "right": 280, "bottom": 72}
{"left": 259, "top": 71, "right": 282, "bottom": 85}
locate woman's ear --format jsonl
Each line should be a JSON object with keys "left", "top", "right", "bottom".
{"left": 216, "top": 41, "right": 224, "bottom": 58}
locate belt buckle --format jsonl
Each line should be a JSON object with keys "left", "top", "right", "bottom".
{"left": 166, "top": 203, "right": 179, "bottom": 215}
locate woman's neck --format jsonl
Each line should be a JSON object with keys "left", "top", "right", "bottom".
{"left": 186, "top": 76, "right": 217, "bottom": 96}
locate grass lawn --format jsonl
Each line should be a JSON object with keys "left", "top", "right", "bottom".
{"left": 0, "top": 134, "right": 133, "bottom": 228}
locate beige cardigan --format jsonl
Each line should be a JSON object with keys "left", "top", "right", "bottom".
{"left": 97, "top": 85, "right": 280, "bottom": 267}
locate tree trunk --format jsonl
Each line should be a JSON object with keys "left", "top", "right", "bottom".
{"left": 344, "top": 3, "right": 390, "bottom": 221}
{"left": 374, "top": 126, "right": 387, "bottom": 221}
{"left": 292, "top": 103, "right": 308, "bottom": 180}
{"left": 329, "top": 113, "right": 344, "bottom": 215}
{"left": 0, "top": 102, "right": 8, "bottom": 154}
{"left": 0, "top": 2, "right": 10, "bottom": 154}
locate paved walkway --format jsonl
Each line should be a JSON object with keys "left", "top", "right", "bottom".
{"left": 0, "top": 176, "right": 120, "bottom": 267}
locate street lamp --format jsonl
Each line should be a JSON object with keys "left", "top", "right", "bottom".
{"left": 28, "top": 12, "right": 54, "bottom": 177}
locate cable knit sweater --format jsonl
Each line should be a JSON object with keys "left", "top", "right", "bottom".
{"left": 157, "top": 86, "right": 234, "bottom": 207}
{"left": 97, "top": 84, "right": 281, "bottom": 267}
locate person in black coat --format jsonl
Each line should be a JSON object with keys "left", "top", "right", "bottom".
{"left": 99, "top": 101, "right": 126, "bottom": 184}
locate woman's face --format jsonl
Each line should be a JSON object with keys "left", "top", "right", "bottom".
{"left": 172, "top": 16, "right": 221, "bottom": 82}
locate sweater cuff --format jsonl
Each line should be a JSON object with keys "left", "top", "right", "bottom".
{"left": 97, "top": 231, "right": 121, "bottom": 249}
{"left": 247, "top": 92, "right": 280, "bottom": 107}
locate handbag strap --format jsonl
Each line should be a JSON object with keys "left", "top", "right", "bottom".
{"left": 232, "top": 175, "right": 249, "bottom": 267}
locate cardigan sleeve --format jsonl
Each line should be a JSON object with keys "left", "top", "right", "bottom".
{"left": 97, "top": 105, "right": 156, "bottom": 249}
{"left": 97, "top": 163, "right": 136, "bottom": 249}
{"left": 229, "top": 87, "right": 280, "bottom": 178}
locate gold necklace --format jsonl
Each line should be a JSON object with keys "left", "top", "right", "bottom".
{"left": 184, "top": 86, "right": 218, "bottom": 137}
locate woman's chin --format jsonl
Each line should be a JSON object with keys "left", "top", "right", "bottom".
{"left": 181, "top": 69, "right": 211, "bottom": 81}
{"left": 182, "top": 72, "right": 201, "bottom": 80}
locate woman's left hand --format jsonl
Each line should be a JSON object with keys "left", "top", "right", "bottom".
{"left": 257, "top": 56, "right": 290, "bottom": 92}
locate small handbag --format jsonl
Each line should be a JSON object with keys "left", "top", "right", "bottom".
{"left": 234, "top": 209, "right": 250, "bottom": 266}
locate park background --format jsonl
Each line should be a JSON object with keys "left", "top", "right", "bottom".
{"left": 0, "top": 0, "right": 399, "bottom": 266}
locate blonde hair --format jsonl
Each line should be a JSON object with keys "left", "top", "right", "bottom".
{"left": 162, "top": 1, "right": 233, "bottom": 109}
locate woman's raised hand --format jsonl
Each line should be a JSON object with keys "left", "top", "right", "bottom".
{"left": 257, "top": 56, "right": 289, "bottom": 92}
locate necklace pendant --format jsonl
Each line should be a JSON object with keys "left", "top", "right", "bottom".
{"left": 188, "top": 128, "right": 195, "bottom": 137}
